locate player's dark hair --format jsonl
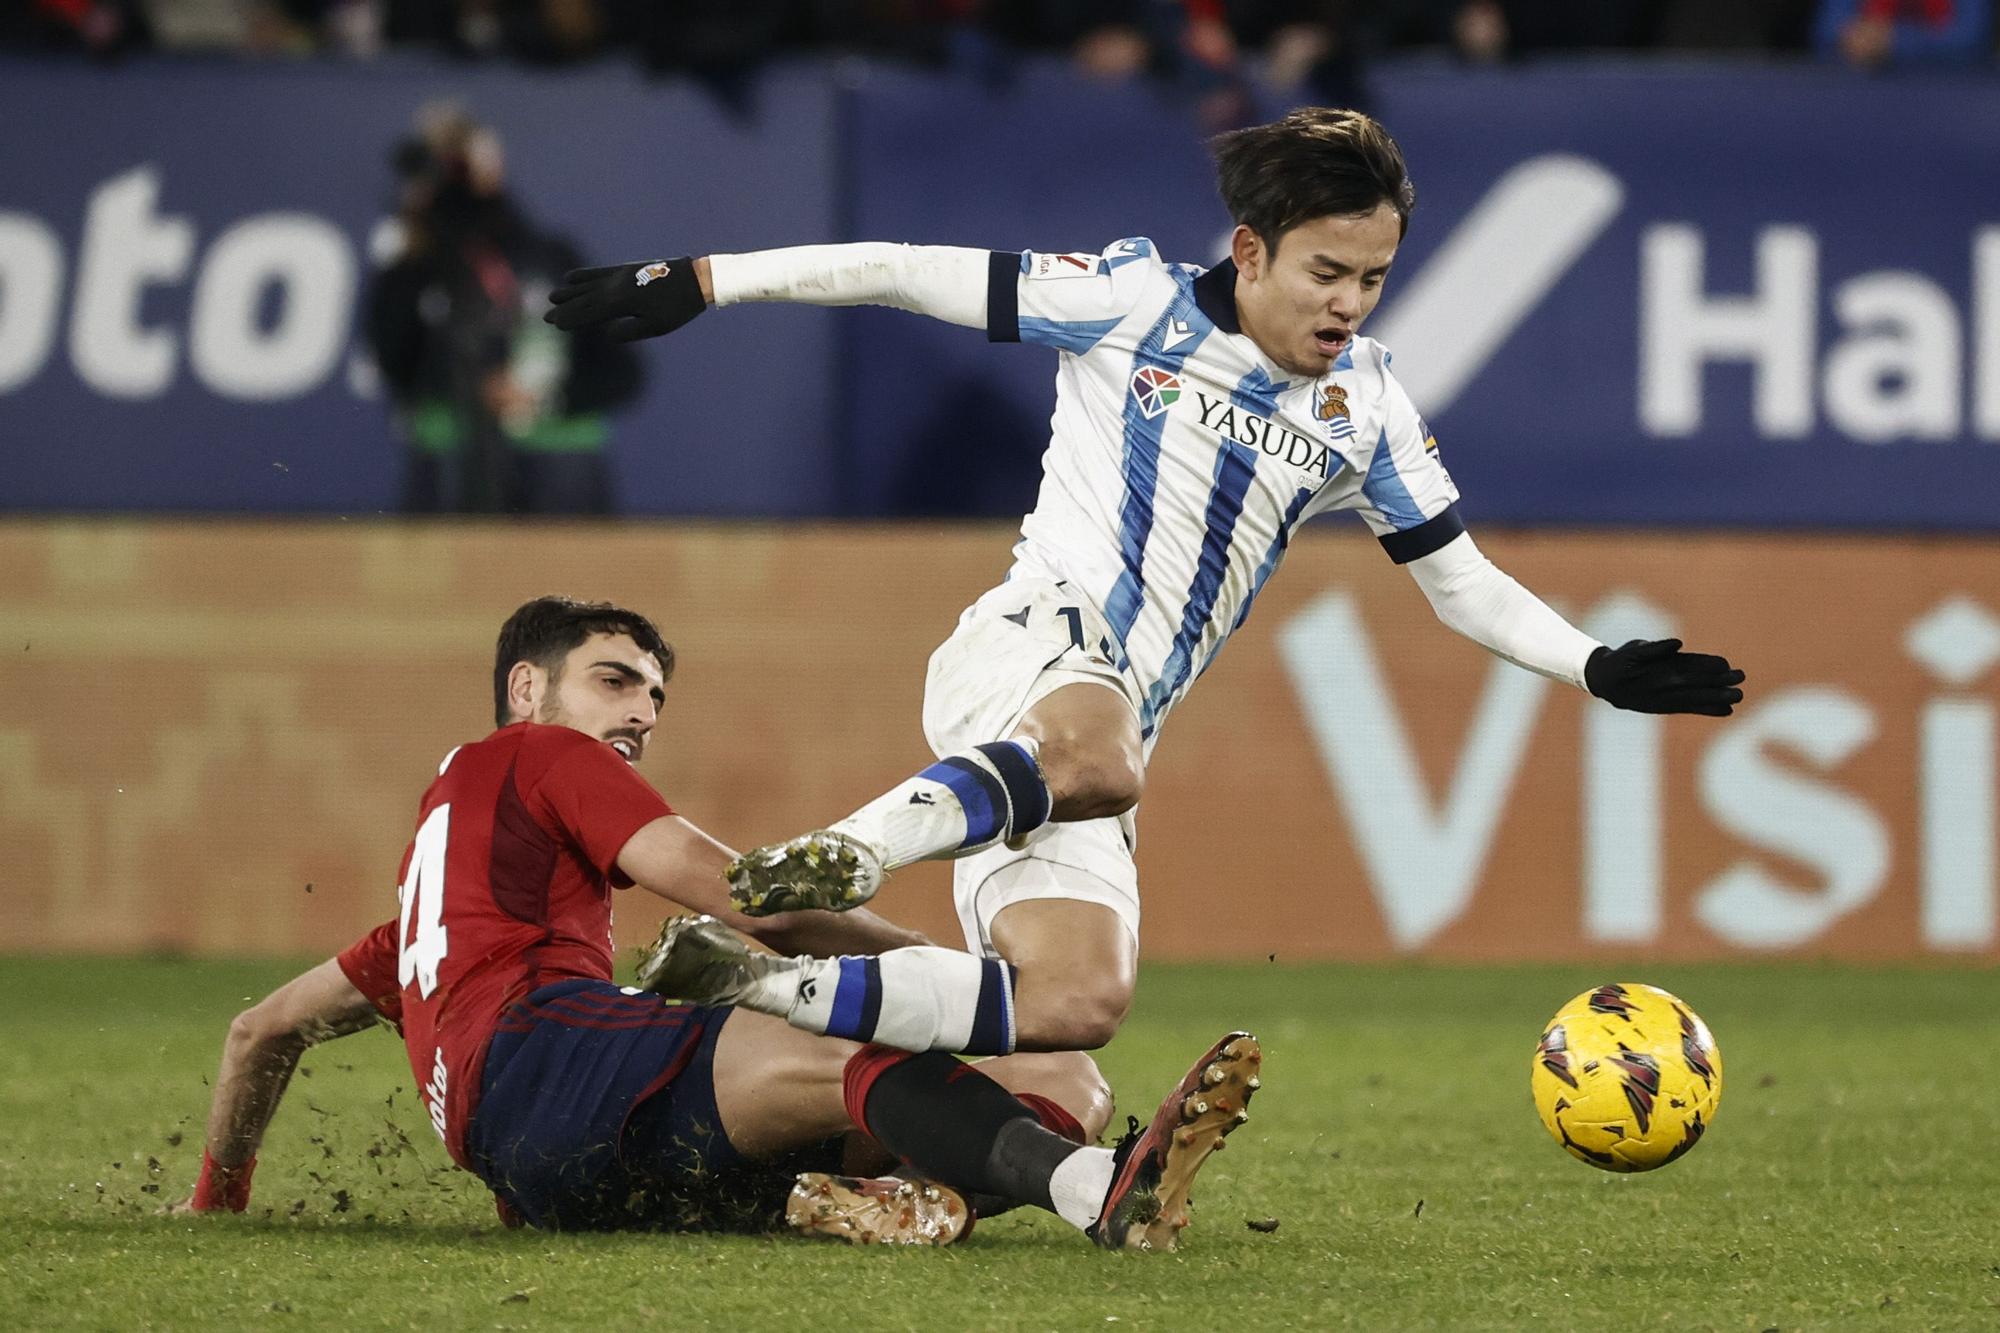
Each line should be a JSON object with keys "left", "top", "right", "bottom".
{"left": 493, "top": 596, "right": 675, "bottom": 726}
{"left": 1211, "top": 107, "right": 1415, "bottom": 253}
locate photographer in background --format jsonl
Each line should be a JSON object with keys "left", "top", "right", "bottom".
{"left": 365, "top": 105, "right": 641, "bottom": 514}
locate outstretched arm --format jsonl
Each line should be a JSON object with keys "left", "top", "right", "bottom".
{"left": 545, "top": 245, "right": 992, "bottom": 342}
{"left": 168, "top": 958, "right": 383, "bottom": 1214}
{"left": 616, "top": 815, "right": 933, "bottom": 956}
{"left": 1403, "top": 531, "right": 1600, "bottom": 688}
{"left": 1406, "top": 532, "right": 1744, "bottom": 715}
{"left": 702, "top": 246, "right": 989, "bottom": 325}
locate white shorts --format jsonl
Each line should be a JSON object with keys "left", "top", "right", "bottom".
{"left": 921, "top": 578, "right": 1144, "bottom": 956}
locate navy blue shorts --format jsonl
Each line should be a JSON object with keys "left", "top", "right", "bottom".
{"left": 464, "top": 979, "right": 843, "bottom": 1232}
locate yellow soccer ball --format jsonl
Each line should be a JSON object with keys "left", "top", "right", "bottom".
{"left": 1530, "top": 983, "right": 1722, "bottom": 1173}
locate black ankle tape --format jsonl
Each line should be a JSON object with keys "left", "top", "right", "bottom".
{"left": 975, "top": 741, "right": 1050, "bottom": 832}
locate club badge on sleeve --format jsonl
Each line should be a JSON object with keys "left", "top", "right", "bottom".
{"left": 1027, "top": 253, "right": 1103, "bottom": 281}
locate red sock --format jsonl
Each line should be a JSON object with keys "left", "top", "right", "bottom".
{"left": 1014, "top": 1092, "right": 1087, "bottom": 1145}
{"left": 840, "top": 1045, "right": 1080, "bottom": 1213}
{"left": 841, "top": 1043, "right": 917, "bottom": 1139}
{"left": 190, "top": 1150, "right": 256, "bottom": 1212}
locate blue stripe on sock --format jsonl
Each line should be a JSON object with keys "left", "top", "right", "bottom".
{"left": 932, "top": 756, "right": 1005, "bottom": 848}
{"left": 966, "top": 960, "right": 1015, "bottom": 1055}
{"left": 828, "top": 956, "right": 876, "bottom": 1040}
{"left": 973, "top": 741, "right": 1050, "bottom": 834}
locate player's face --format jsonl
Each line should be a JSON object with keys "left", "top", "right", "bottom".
{"left": 535, "top": 633, "right": 666, "bottom": 764}
{"left": 1233, "top": 203, "right": 1402, "bottom": 378}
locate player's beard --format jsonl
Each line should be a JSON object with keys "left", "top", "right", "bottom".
{"left": 536, "top": 688, "right": 643, "bottom": 761}
{"left": 534, "top": 691, "right": 601, "bottom": 745}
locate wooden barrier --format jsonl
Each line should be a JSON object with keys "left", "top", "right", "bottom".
{"left": 2, "top": 520, "right": 1996, "bottom": 961}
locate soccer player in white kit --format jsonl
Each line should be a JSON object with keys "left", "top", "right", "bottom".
{"left": 549, "top": 109, "right": 1744, "bottom": 1071}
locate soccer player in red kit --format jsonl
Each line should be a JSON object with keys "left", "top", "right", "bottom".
{"left": 175, "top": 596, "right": 1263, "bottom": 1249}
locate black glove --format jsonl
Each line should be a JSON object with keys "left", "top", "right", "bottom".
{"left": 1585, "top": 638, "right": 1745, "bottom": 716}
{"left": 544, "top": 258, "right": 706, "bottom": 342}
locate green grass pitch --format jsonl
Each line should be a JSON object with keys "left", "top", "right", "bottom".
{"left": 3, "top": 957, "right": 1998, "bottom": 1330}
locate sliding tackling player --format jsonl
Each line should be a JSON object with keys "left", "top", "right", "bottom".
{"left": 172, "top": 596, "right": 1260, "bottom": 1250}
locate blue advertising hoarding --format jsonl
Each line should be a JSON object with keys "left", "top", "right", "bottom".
{"left": 1, "top": 55, "right": 1995, "bottom": 525}
{"left": 843, "top": 62, "right": 2000, "bottom": 527}
{"left": 0, "top": 57, "right": 842, "bottom": 515}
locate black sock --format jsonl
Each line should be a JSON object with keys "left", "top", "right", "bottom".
{"left": 858, "top": 1051, "right": 1080, "bottom": 1212}
{"left": 982, "top": 1117, "right": 1078, "bottom": 1213}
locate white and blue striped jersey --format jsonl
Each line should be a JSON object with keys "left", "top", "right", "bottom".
{"left": 984, "top": 238, "right": 1464, "bottom": 742}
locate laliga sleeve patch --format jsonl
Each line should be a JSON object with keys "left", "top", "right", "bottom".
{"left": 1027, "top": 252, "right": 1103, "bottom": 281}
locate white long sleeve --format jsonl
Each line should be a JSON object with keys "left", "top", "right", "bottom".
{"left": 1404, "top": 531, "right": 1602, "bottom": 689}
{"left": 707, "top": 243, "right": 991, "bottom": 329}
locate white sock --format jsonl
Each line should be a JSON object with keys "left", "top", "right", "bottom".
{"left": 767, "top": 948, "right": 1018, "bottom": 1055}
{"left": 745, "top": 954, "right": 831, "bottom": 1022}
{"left": 831, "top": 739, "right": 1049, "bottom": 871}
{"left": 831, "top": 781, "right": 964, "bottom": 870}
{"left": 1047, "top": 1146, "right": 1116, "bottom": 1232}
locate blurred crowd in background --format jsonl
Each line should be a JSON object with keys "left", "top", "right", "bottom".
{"left": 5, "top": 0, "right": 1989, "bottom": 517}
{"left": 6, "top": 0, "right": 1995, "bottom": 81}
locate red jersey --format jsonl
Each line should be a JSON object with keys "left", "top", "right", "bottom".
{"left": 336, "top": 918, "right": 405, "bottom": 1026}
{"left": 342, "top": 722, "right": 674, "bottom": 1168}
